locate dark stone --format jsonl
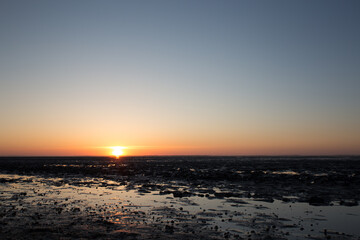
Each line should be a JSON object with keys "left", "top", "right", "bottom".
{"left": 165, "top": 225, "right": 174, "bottom": 233}
{"left": 308, "top": 196, "right": 326, "bottom": 206}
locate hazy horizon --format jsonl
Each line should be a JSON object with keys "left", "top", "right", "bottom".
{"left": 1, "top": 154, "right": 359, "bottom": 158}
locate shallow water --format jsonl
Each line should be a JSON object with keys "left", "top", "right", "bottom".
{"left": 1, "top": 172, "right": 359, "bottom": 239}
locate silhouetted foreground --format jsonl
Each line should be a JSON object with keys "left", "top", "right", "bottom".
{"left": 0, "top": 156, "right": 359, "bottom": 239}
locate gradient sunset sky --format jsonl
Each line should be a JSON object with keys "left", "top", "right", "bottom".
{"left": 1, "top": 0, "right": 359, "bottom": 156}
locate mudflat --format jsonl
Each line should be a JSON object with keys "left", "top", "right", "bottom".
{"left": 0, "top": 156, "right": 359, "bottom": 239}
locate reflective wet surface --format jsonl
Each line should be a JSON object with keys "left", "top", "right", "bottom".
{"left": 0, "top": 157, "right": 359, "bottom": 239}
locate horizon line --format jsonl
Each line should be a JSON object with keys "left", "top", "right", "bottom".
{"left": 0, "top": 154, "right": 359, "bottom": 158}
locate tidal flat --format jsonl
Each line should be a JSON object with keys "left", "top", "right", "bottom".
{"left": 0, "top": 156, "right": 359, "bottom": 239}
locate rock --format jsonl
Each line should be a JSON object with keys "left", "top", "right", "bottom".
{"left": 339, "top": 200, "right": 358, "bottom": 206}
{"left": 172, "top": 191, "right": 191, "bottom": 198}
{"left": 165, "top": 225, "right": 174, "bottom": 233}
{"left": 308, "top": 196, "right": 326, "bottom": 206}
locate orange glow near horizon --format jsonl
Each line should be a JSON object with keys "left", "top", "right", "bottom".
{"left": 110, "top": 146, "right": 126, "bottom": 158}
{"left": 0, "top": 130, "right": 360, "bottom": 156}
{"left": 1, "top": 140, "right": 360, "bottom": 156}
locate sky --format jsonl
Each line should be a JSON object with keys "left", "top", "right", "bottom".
{"left": 0, "top": 0, "right": 360, "bottom": 156}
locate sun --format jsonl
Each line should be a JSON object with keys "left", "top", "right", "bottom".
{"left": 110, "top": 146, "right": 126, "bottom": 158}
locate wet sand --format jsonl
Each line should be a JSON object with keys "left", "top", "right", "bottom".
{"left": 0, "top": 156, "right": 359, "bottom": 239}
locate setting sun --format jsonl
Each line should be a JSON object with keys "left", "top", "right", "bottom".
{"left": 110, "top": 146, "right": 126, "bottom": 158}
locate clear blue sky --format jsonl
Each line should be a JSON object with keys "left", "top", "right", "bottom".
{"left": 0, "top": 0, "right": 359, "bottom": 155}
